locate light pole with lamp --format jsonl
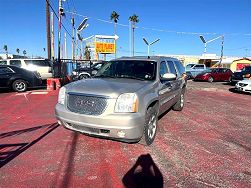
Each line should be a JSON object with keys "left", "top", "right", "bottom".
{"left": 199, "top": 35, "right": 224, "bottom": 66}
{"left": 76, "top": 18, "right": 89, "bottom": 60}
{"left": 143, "top": 37, "right": 160, "bottom": 56}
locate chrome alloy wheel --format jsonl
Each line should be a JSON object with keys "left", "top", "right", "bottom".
{"left": 147, "top": 113, "right": 157, "bottom": 139}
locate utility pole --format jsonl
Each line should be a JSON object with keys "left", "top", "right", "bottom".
{"left": 46, "top": 0, "right": 51, "bottom": 59}
{"left": 71, "top": 17, "right": 75, "bottom": 60}
{"left": 58, "top": 0, "right": 64, "bottom": 76}
{"left": 51, "top": 12, "right": 55, "bottom": 59}
{"left": 219, "top": 35, "right": 224, "bottom": 67}
{"left": 64, "top": 32, "right": 67, "bottom": 59}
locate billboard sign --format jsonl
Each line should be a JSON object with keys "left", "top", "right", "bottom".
{"left": 95, "top": 42, "right": 115, "bottom": 54}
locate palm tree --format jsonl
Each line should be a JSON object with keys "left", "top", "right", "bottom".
{"left": 110, "top": 11, "right": 119, "bottom": 58}
{"left": 23, "top": 50, "right": 27, "bottom": 57}
{"left": 16, "top": 48, "right": 20, "bottom": 54}
{"left": 129, "top": 14, "right": 139, "bottom": 56}
{"left": 3, "top": 45, "right": 8, "bottom": 58}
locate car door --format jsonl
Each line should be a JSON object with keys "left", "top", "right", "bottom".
{"left": 158, "top": 61, "right": 175, "bottom": 114}
{"left": 0, "top": 67, "right": 15, "bottom": 88}
{"left": 166, "top": 60, "right": 181, "bottom": 102}
{"left": 24, "top": 60, "right": 52, "bottom": 79}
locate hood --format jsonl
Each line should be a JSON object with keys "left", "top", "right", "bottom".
{"left": 238, "top": 80, "right": 251, "bottom": 84}
{"left": 65, "top": 78, "right": 151, "bottom": 98}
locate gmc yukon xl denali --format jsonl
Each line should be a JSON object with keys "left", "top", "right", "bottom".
{"left": 55, "top": 56, "right": 187, "bottom": 145}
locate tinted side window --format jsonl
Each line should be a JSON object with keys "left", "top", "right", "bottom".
{"left": 166, "top": 61, "right": 177, "bottom": 74}
{"left": 160, "top": 61, "right": 168, "bottom": 77}
{"left": 10, "top": 60, "right": 21, "bottom": 67}
{"left": 0, "top": 67, "right": 13, "bottom": 74}
{"left": 193, "top": 65, "right": 205, "bottom": 69}
{"left": 0, "top": 60, "right": 7, "bottom": 65}
{"left": 174, "top": 61, "right": 185, "bottom": 76}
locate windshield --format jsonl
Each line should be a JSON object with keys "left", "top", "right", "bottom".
{"left": 95, "top": 60, "right": 157, "bottom": 81}
{"left": 186, "top": 64, "right": 195, "bottom": 69}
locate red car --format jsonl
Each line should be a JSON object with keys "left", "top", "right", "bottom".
{"left": 194, "top": 68, "right": 233, "bottom": 82}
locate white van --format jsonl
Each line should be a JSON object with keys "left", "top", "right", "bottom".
{"left": 1, "top": 59, "right": 53, "bottom": 80}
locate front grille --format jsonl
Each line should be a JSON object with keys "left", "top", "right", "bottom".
{"left": 67, "top": 93, "right": 107, "bottom": 115}
{"left": 238, "top": 83, "right": 248, "bottom": 87}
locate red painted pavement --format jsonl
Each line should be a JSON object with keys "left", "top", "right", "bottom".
{"left": 0, "top": 83, "right": 250, "bottom": 187}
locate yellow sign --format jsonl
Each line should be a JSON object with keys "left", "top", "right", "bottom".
{"left": 95, "top": 42, "right": 115, "bottom": 54}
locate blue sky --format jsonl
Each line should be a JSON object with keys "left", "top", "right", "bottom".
{"left": 1, "top": 0, "right": 251, "bottom": 59}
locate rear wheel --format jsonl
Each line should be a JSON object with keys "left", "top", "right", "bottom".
{"left": 208, "top": 76, "right": 214, "bottom": 83}
{"left": 78, "top": 74, "right": 88, "bottom": 80}
{"left": 12, "top": 79, "right": 27, "bottom": 92}
{"left": 139, "top": 106, "right": 158, "bottom": 146}
{"left": 173, "top": 89, "right": 185, "bottom": 111}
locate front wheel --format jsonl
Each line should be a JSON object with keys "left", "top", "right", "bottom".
{"left": 139, "top": 106, "right": 158, "bottom": 146}
{"left": 208, "top": 76, "right": 214, "bottom": 83}
{"left": 12, "top": 79, "right": 27, "bottom": 92}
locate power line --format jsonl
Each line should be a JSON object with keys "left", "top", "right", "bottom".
{"left": 66, "top": 10, "right": 251, "bottom": 37}
{"left": 46, "top": 0, "right": 81, "bottom": 51}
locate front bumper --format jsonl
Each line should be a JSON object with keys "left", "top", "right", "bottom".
{"left": 55, "top": 103, "right": 145, "bottom": 142}
{"left": 235, "top": 85, "right": 251, "bottom": 93}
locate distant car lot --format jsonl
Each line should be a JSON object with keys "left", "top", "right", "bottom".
{"left": 0, "top": 81, "right": 250, "bottom": 187}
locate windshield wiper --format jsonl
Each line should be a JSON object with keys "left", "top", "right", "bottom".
{"left": 116, "top": 76, "right": 146, "bottom": 81}
{"left": 94, "top": 75, "right": 116, "bottom": 78}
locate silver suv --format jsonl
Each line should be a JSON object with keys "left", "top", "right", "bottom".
{"left": 55, "top": 56, "right": 187, "bottom": 145}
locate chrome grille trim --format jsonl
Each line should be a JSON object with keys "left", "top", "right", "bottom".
{"left": 67, "top": 93, "right": 108, "bottom": 115}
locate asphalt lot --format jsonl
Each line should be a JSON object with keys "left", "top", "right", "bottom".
{"left": 0, "top": 80, "right": 250, "bottom": 187}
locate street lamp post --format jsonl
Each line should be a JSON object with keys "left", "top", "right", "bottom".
{"left": 143, "top": 37, "right": 160, "bottom": 56}
{"left": 199, "top": 35, "right": 223, "bottom": 54}
{"left": 76, "top": 18, "right": 89, "bottom": 60}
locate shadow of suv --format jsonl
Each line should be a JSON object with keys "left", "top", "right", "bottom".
{"left": 55, "top": 56, "right": 187, "bottom": 145}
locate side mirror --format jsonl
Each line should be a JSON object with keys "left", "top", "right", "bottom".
{"left": 161, "top": 73, "right": 176, "bottom": 81}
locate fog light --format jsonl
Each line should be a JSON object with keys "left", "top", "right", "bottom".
{"left": 117, "top": 130, "right": 126, "bottom": 138}
{"left": 57, "top": 120, "right": 62, "bottom": 125}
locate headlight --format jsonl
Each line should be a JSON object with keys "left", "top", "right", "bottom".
{"left": 58, "top": 86, "right": 66, "bottom": 105}
{"left": 115, "top": 93, "right": 138, "bottom": 113}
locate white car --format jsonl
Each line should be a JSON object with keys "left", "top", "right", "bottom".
{"left": 235, "top": 80, "right": 251, "bottom": 93}
{"left": 1, "top": 59, "right": 52, "bottom": 80}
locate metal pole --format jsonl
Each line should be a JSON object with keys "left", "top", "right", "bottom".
{"left": 51, "top": 12, "right": 55, "bottom": 59}
{"left": 58, "top": 0, "right": 62, "bottom": 76}
{"left": 219, "top": 35, "right": 224, "bottom": 66}
{"left": 114, "top": 22, "right": 117, "bottom": 59}
{"left": 46, "top": 0, "right": 51, "bottom": 59}
{"left": 71, "top": 17, "right": 75, "bottom": 60}
{"left": 204, "top": 43, "right": 207, "bottom": 54}
{"left": 64, "top": 32, "right": 67, "bottom": 59}
{"left": 148, "top": 45, "right": 149, "bottom": 56}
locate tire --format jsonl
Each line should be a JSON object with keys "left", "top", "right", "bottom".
{"left": 173, "top": 89, "right": 185, "bottom": 111}
{"left": 139, "top": 106, "right": 158, "bottom": 146}
{"left": 208, "top": 76, "right": 214, "bottom": 83}
{"left": 78, "top": 74, "right": 88, "bottom": 80}
{"left": 12, "top": 79, "right": 27, "bottom": 92}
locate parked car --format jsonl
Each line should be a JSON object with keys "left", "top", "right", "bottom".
{"left": 0, "top": 59, "right": 52, "bottom": 80}
{"left": 55, "top": 56, "right": 187, "bottom": 145}
{"left": 186, "top": 64, "right": 207, "bottom": 78}
{"left": 230, "top": 66, "right": 251, "bottom": 84}
{"left": 71, "top": 61, "right": 106, "bottom": 80}
{"left": 235, "top": 80, "right": 251, "bottom": 93}
{"left": 0, "top": 65, "right": 42, "bottom": 92}
{"left": 194, "top": 68, "right": 233, "bottom": 82}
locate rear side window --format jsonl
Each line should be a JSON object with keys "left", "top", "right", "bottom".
{"left": 193, "top": 65, "right": 205, "bottom": 69}
{"left": 0, "top": 60, "right": 7, "bottom": 65}
{"left": 10, "top": 60, "right": 21, "bottom": 67}
{"left": 174, "top": 61, "right": 185, "bottom": 76}
{"left": 24, "top": 60, "right": 50, "bottom": 67}
{"left": 166, "top": 61, "right": 177, "bottom": 74}
{"left": 0, "top": 67, "right": 13, "bottom": 74}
